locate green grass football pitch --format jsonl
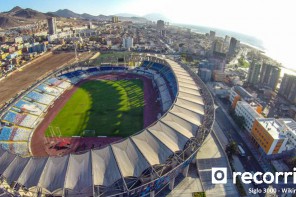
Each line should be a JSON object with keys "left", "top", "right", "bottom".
{"left": 46, "top": 79, "right": 144, "bottom": 137}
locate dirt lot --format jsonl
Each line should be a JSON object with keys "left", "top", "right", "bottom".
{"left": 0, "top": 52, "right": 93, "bottom": 106}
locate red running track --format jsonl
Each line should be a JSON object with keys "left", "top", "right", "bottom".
{"left": 30, "top": 72, "right": 161, "bottom": 156}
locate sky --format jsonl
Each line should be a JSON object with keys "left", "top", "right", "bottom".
{"left": 0, "top": 0, "right": 295, "bottom": 69}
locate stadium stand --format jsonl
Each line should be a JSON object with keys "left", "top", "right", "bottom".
{"left": 2, "top": 111, "right": 38, "bottom": 128}
{"left": 14, "top": 100, "right": 43, "bottom": 116}
{"left": 0, "top": 127, "right": 13, "bottom": 141}
{"left": 0, "top": 55, "right": 215, "bottom": 197}
{"left": 11, "top": 143, "right": 30, "bottom": 156}
{"left": 25, "top": 91, "right": 55, "bottom": 105}
{"left": 46, "top": 77, "right": 63, "bottom": 86}
{"left": 13, "top": 128, "right": 32, "bottom": 141}
{"left": 37, "top": 84, "right": 61, "bottom": 97}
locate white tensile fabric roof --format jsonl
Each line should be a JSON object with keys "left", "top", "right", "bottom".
{"left": 92, "top": 146, "right": 122, "bottom": 187}
{"left": 38, "top": 155, "right": 69, "bottom": 194}
{"left": 18, "top": 157, "right": 48, "bottom": 189}
{"left": 0, "top": 152, "right": 16, "bottom": 175}
{"left": 175, "top": 98, "right": 204, "bottom": 116}
{"left": 64, "top": 152, "right": 93, "bottom": 193}
{"left": 178, "top": 86, "right": 201, "bottom": 96}
{"left": 3, "top": 156, "right": 30, "bottom": 185}
{"left": 131, "top": 130, "right": 173, "bottom": 166}
{"left": 111, "top": 138, "right": 150, "bottom": 178}
{"left": 148, "top": 121, "right": 190, "bottom": 152}
{"left": 0, "top": 56, "right": 207, "bottom": 195}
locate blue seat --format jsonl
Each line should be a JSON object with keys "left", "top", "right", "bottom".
{"left": 15, "top": 100, "right": 30, "bottom": 109}
{"left": 3, "top": 111, "right": 17, "bottom": 123}
{"left": 0, "top": 127, "right": 13, "bottom": 141}
{"left": 141, "top": 61, "right": 150, "bottom": 68}
{"left": 26, "top": 91, "right": 43, "bottom": 101}
{"left": 86, "top": 68, "right": 99, "bottom": 73}
{"left": 100, "top": 66, "right": 113, "bottom": 71}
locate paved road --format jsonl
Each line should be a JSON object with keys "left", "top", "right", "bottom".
{"left": 209, "top": 86, "right": 296, "bottom": 196}
{"left": 215, "top": 106, "right": 263, "bottom": 173}
{"left": 214, "top": 99, "right": 270, "bottom": 196}
{"left": 215, "top": 97, "right": 273, "bottom": 171}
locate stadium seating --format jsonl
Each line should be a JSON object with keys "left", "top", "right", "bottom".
{"left": 60, "top": 74, "right": 81, "bottom": 84}
{"left": 1, "top": 143, "right": 9, "bottom": 150}
{"left": 85, "top": 68, "right": 101, "bottom": 76}
{"left": 37, "top": 84, "right": 61, "bottom": 96}
{"left": 33, "top": 102, "right": 47, "bottom": 112}
{"left": 100, "top": 66, "right": 127, "bottom": 71}
{"left": 19, "top": 114, "right": 38, "bottom": 128}
{"left": 11, "top": 107, "right": 22, "bottom": 113}
{"left": 25, "top": 91, "right": 55, "bottom": 105}
{"left": 141, "top": 61, "right": 150, "bottom": 68}
{"left": 2, "top": 111, "right": 38, "bottom": 128}
{"left": 14, "top": 100, "right": 43, "bottom": 116}
{"left": 86, "top": 68, "right": 99, "bottom": 73}
{"left": 11, "top": 143, "right": 30, "bottom": 156}
{"left": 46, "top": 77, "right": 63, "bottom": 86}
{"left": 0, "top": 127, "right": 12, "bottom": 141}
{"left": 71, "top": 70, "right": 89, "bottom": 79}
{"left": 140, "top": 61, "right": 178, "bottom": 101}
{"left": 2, "top": 111, "right": 21, "bottom": 124}
{"left": 58, "top": 81, "right": 72, "bottom": 89}
{"left": 13, "top": 128, "right": 32, "bottom": 141}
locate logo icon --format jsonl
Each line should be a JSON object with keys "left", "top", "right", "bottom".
{"left": 212, "top": 167, "right": 227, "bottom": 184}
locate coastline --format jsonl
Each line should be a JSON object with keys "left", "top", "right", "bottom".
{"left": 175, "top": 23, "right": 296, "bottom": 76}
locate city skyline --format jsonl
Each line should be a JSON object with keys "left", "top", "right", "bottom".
{"left": 0, "top": 0, "right": 295, "bottom": 70}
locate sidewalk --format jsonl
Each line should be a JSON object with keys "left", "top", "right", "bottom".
{"left": 232, "top": 155, "right": 259, "bottom": 197}
{"left": 214, "top": 121, "right": 257, "bottom": 196}
{"left": 162, "top": 164, "right": 204, "bottom": 197}
{"left": 196, "top": 132, "right": 239, "bottom": 197}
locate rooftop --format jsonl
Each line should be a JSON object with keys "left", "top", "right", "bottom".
{"left": 257, "top": 118, "right": 287, "bottom": 139}
{"left": 278, "top": 118, "right": 296, "bottom": 135}
{"left": 234, "top": 86, "right": 253, "bottom": 100}
{"left": 237, "top": 101, "right": 262, "bottom": 118}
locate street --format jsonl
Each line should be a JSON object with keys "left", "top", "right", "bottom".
{"left": 213, "top": 97, "right": 270, "bottom": 195}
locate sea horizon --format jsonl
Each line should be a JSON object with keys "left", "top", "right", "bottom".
{"left": 175, "top": 23, "right": 296, "bottom": 76}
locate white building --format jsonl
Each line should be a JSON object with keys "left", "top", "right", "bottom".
{"left": 253, "top": 118, "right": 289, "bottom": 155}
{"left": 157, "top": 20, "right": 165, "bottom": 30}
{"left": 107, "top": 40, "right": 112, "bottom": 46}
{"left": 235, "top": 101, "right": 262, "bottom": 132}
{"left": 229, "top": 87, "right": 239, "bottom": 106}
{"left": 122, "top": 37, "right": 133, "bottom": 49}
{"left": 14, "top": 36, "right": 23, "bottom": 44}
{"left": 47, "top": 17, "right": 57, "bottom": 35}
{"left": 278, "top": 119, "right": 296, "bottom": 149}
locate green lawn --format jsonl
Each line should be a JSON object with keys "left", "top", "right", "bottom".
{"left": 46, "top": 79, "right": 144, "bottom": 137}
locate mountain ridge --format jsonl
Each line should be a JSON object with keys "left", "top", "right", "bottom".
{"left": 0, "top": 6, "right": 170, "bottom": 28}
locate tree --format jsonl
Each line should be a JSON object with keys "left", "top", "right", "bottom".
{"left": 238, "top": 56, "right": 250, "bottom": 68}
{"left": 229, "top": 108, "right": 235, "bottom": 116}
{"left": 226, "top": 141, "right": 238, "bottom": 157}
{"left": 286, "top": 157, "right": 296, "bottom": 171}
{"left": 235, "top": 115, "right": 246, "bottom": 129}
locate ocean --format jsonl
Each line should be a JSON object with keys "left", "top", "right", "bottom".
{"left": 176, "top": 23, "right": 296, "bottom": 76}
{"left": 175, "top": 23, "right": 265, "bottom": 50}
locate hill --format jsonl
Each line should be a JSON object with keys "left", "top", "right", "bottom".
{"left": 0, "top": 16, "right": 20, "bottom": 28}
{"left": 50, "top": 9, "right": 148, "bottom": 23}
{"left": 0, "top": 6, "right": 56, "bottom": 27}
{"left": 50, "top": 9, "right": 82, "bottom": 19}
{"left": 7, "top": 6, "right": 52, "bottom": 19}
{"left": 0, "top": 6, "right": 150, "bottom": 28}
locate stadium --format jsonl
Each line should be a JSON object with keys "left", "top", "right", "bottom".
{"left": 0, "top": 54, "right": 214, "bottom": 196}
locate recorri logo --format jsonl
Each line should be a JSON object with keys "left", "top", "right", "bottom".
{"left": 211, "top": 167, "right": 296, "bottom": 184}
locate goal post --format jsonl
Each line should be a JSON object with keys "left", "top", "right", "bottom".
{"left": 81, "top": 130, "right": 96, "bottom": 137}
